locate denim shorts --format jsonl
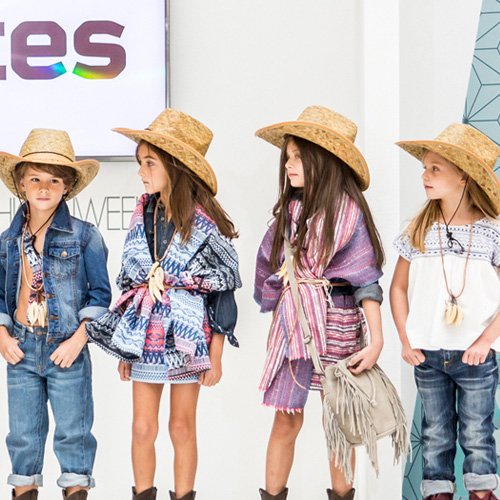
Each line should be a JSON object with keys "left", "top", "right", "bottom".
{"left": 415, "top": 349, "right": 500, "bottom": 497}
{"left": 6, "top": 320, "right": 96, "bottom": 488}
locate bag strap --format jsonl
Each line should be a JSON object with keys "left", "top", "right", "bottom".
{"left": 284, "top": 238, "right": 326, "bottom": 375}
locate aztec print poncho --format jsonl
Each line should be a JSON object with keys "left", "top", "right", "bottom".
{"left": 254, "top": 194, "right": 382, "bottom": 411}
{"left": 87, "top": 194, "right": 241, "bottom": 381}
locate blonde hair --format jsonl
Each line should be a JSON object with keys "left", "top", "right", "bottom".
{"left": 406, "top": 161, "right": 498, "bottom": 252}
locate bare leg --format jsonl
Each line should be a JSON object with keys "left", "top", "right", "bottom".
{"left": 131, "top": 381, "right": 164, "bottom": 493}
{"left": 169, "top": 383, "right": 200, "bottom": 498}
{"left": 14, "top": 486, "right": 38, "bottom": 497}
{"left": 265, "top": 411, "right": 304, "bottom": 494}
{"left": 64, "top": 486, "right": 89, "bottom": 497}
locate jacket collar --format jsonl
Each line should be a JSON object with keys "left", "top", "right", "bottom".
{"left": 9, "top": 200, "right": 73, "bottom": 237}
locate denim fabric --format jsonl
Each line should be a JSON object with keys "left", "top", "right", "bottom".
{"left": 415, "top": 349, "right": 499, "bottom": 497}
{"left": 6, "top": 321, "right": 96, "bottom": 488}
{"left": 0, "top": 201, "right": 111, "bottom": 339}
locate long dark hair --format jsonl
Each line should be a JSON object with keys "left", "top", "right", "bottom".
{"left": 137, "top": 141, "right": 238, "bottom": 243}
{"left": 269, "top": 135, "right": 384, "bottom": 272}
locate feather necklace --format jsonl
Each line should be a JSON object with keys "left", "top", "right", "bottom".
{"left": 145, "top": 200, "right": 176, "bottom": 304}
{"left": 437, "top": 220, "right": 473, "bottom": 326}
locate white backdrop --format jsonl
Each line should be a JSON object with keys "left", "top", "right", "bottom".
{"left": 0, "top": 1, "right": 482, "bottom": 499}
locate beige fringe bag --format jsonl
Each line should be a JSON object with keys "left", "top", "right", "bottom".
{"left": 284, "top": 239, "right": 409, "bottom": 483}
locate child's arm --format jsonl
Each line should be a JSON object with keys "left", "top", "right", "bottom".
{"left": 462, "top": 305, "right": 500, "bottom": 365}
{"left": 0, "top": 325, "right": 24, "bottom": 365}
{"left": 347, "top": 299, "right": 383, "bottom": 374}
{"left": 390, "top": 256, "right": 425, "bottom": 366}
{"left": 50, "top": 319, "right": 89, "bottom": 368}
{"left": 198, "top": 333, "right": 224, "bottom": 387}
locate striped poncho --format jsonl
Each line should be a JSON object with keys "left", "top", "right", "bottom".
{"left": 254, "top": 194, "right": 382, "bottom": 411}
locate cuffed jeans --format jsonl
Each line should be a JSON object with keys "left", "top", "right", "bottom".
{"left": 6, "top": 320, "right": 96, "bottom": 488}
{"left": 415, "top": 349, "right": 499, "bottom": 497}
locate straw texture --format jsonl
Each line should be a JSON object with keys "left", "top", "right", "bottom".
{"left": 0, "top": 129, "right": 99, "bottom": 200}
{"left": 397, "top": 123, "right": 500, "bottom": 213}
{"left": 114, "top": 109, "right": 217, "bottom": 194}
{"left": 255, "top": 105, "right": 370, "bottom": 190}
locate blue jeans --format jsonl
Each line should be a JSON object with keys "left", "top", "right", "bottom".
{"left": 415, "top": 349, "right": 499, "bottom": 497}
{"left": 6, "top": 321, "right": 96, "bottom": 488}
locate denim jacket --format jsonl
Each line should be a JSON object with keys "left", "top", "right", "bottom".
{"left": 0, "top": 201, "right": 111, "bottom": 340}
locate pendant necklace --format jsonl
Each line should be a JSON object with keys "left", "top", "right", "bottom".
{"left": 21, "top": 222, "right": 47, "bottom": 327}
{"left": 146, "top": 200, "right": 176, "bottom": 303}
{"left": 437, "top": 219, "right": 473, "bottom": 326}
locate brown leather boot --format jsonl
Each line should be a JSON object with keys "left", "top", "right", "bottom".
{"left": 327, "top": 488, "right": 355, "bottom": 500}
{"left": 12, "top": 490, "right": 38, "bottom": 500}
{"left": 470, "top": 492, "right": 499, "bottom": 500}
{"left": 62, "top": 490, "right": 88, "bottom": 500}
{"left": 132, "top": 487, "right": 158, "bottom": 500}
{"left": 259, "top": 488, "right": 289, "bottom": 500}
{"left": 169, "top": 491, "right": 196, "bottom": 500}
{"left": 423, "top": 495, "right": 453, "bottom": 500}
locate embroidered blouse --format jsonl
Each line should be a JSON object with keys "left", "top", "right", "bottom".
{"left": 393, "top": 218, "right": 500, "bottom": 351}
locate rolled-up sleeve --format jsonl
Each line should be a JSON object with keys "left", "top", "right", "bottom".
{"left": 79, "top": 226, "right": 112, "bottom": 321}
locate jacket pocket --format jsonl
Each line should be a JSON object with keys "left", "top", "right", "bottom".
{"left": 47, "top": 245, "right": 80, "bottom": 278}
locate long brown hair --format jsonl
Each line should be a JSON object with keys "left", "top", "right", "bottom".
{"left": 269, "top": 135, "right": 384, "bottom": 272}
{"left": 407, "top": 167, "right": 498, "bottom": 252}
{"left": 137, "top": 141, "right": 238, "bottom": 243}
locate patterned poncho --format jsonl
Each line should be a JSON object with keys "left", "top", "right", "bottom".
{"left": 87, "top": 194, "right": 241, "bottom": 381}
{"left": 254, "top": 194, "right": 382, "bottom": 410}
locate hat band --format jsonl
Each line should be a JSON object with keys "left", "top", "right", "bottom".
{"left": 22, "top": 151, "right": 75, "bottom": 163}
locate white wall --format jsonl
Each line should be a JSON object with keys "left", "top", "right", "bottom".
{"left": 0, "top": 1, "right": 484, "bottom": 499}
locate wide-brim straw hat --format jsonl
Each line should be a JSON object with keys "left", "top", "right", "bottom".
{"left": 0, "top": 129, "right": 99, "bottom": 201}
{"left": 255, "top": 105, "right": 370, "bottom": 190}
{"left": 396, "top": 123, "right": 500, "bottom": 214}
{"left": 113, "top": 108, "right": 217, "bottom": 195}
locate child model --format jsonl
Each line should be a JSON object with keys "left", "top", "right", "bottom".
{"left": 254, "top": 106, "right": 385, "bottom": 500}
{"left": 0, "top": 129, "right": 111, "bottom": 500}
{"left": 86, "top": 109, "right": 241, "bottom": 500}
{"left": 391, "top": 124, "right": 500, "bottom": 500}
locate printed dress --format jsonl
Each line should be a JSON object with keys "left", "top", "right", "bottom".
{"left": 87, "top": 194, "right": 241, "bottom": 383}
{"left": 254, "top": 195, "right": 382, "bottom": 412}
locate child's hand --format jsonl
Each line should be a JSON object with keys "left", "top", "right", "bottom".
{"left": 198, "top": 358, "right": 222, "bottom": 387}
{"left": 401, "top": 343, "right": 425, "bottom": 366}
{"left": 348, "top": 342, "right": 383, "bottom": 375}
{"left": 118, "top": 361, "right": 131, "bottom": 381}
{"left": 0, "top": 329, "right": 24, "bottom": 365}
{"left": 50, "top": 335, "right": 86, "bottom": 368}
{"left": 50, "top": 321, "right": 88, "bottom": 368}
{"left": 462, "top": 338, "right": 491, "bottom": 365}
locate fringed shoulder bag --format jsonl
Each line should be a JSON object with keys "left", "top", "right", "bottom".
{"left": 284, "top": 239, "right": 410, "bottom": 484}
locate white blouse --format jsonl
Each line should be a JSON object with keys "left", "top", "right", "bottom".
{"left": 394, "top": 218, "right": 500, "bottom": 351}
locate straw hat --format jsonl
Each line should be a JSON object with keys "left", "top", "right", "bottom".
{"left": 0, "top": 129, "right": 99, "bottom": 200}
{"left": 255, "top": 105, "right": 370, "bottom": 190}
{"left": 114, "top": 109, "right": 217, "bottom": 195}
{"left": 397, "top": 123, "right": 500, "bottom": 213}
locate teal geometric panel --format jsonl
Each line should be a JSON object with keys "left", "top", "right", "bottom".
{"left": 464, "top": 0, "right": 500, "bottom": 174}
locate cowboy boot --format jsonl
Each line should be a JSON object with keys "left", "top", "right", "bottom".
{"left": 470, "top": 492, "right": 499, "bottom": 500}
{"left": 132, "top": 487, "right": 158, "bottom": 500}
{"left": 12, "top": 490, "right": 38, "bottom": 500}
{"left": 327, "top": 488, "right": 355, "bottom": 500}
{"left": 169, "top": 491, "right": 196, "bottom": 500}
{"left": 62, "top": 490, "right": 88, "bottom": 500}
{"left": 423, "top": 495, "right": 453, "bottom": 500}
{"left": 259, "top": 488, "right": 289, "bottom": 500}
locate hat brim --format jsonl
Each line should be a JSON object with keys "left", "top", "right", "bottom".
{"left": 113, "top": 128, "right": 218, "bottom": 195}
{"left": 0, "top": 151, "right": 99, "bottom": 200}
{"left": 396, "top": 139, "right": 500, "bottom": 214}
{"left": 255, "top": 120, "right": 370, "bottom": 190}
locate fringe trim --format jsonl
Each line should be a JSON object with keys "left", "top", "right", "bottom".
{"left": 322, "top": 366, "right": 410, "bottom": 483}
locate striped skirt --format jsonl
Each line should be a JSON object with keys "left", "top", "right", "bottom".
{"left": 262, "top": 294, "right": 364, "bottom": 412}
